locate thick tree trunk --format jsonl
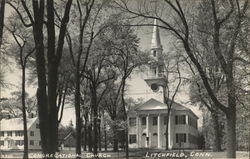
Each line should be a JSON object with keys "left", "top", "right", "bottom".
{"left": 165, "top": 110, "right": 170, "bottom": 150}
{"left": 226, "top": 110, "right": 236, "bottom": 158}
{"left": 84, "top": 115, "right": 88, "bottom": 151}
{"left": 32, "top": 1, "right": 49, "bottom": 155}
{"left": 47, "top": 64, "right": 59, "bottom": 155}
{"left": 112, "top": 119, "right": 118, "bottom": 152}
{"left": 98, "top": 122, "right": 101, "bottom": 151}
{"left": 21, "top": 66, "right": 28, "bottom": 159}
{"left": 211, "top": 112, "right": 222, "bottom": 152}
{"left": 0, "top": 0, "right": 5, "bottom": 49}
{"left": 55, "top": 121, "right": 59, "bottom": 152}
{"left": 120, "top": 79, "right": 129, "bottom": 159}
{"left": 91, "top": 88, "right": 98, "bottom": 156}
{"left": 226, "top": 71, "right": 237, "bottom": 158}
{"left": 125, "top": 128, "right": 129, "bottom": 159}
{"left": 110, "top": 115, "right": 118, "bottom": 152}
{"left": 75, "top": 72, "right": 82, "bottom": 159}
{"left": 47, "top": 0, "right": 58, "bottom": 154}
{"left": 225, "top": 57, "right": 237, "bottom": 158}
{"left": 88, "top": 123, "right": 92, "bottom": 152}
{"left": 104, "top": 124, "right": 107, "bottom": 151}
{"left": 31, "top": 1, "right": 72, "bottom": 158}
{"left": 113, "top": 131, "right": 118, "bottom": 152}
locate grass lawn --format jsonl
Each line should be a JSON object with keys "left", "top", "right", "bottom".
{"left": 0, "top": 148, "right": 249, "bottom": 159}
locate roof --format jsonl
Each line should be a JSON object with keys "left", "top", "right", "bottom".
{"left": 151, "top": 19, "right": 162, "bottom": 49}
{"left": 131, "top": 98, "right": 199, "bottom": 119}
{"left": 58, "top": 128, "right": 73, "bottom": 141}
{"left": 134, "top": 98, "right": 189, "bottom": 111}
{"left": 0, "top": 117, "right": 38, "bottom": 131}
{"left": 64, "top": 132, "right": 73, "bottom": 140}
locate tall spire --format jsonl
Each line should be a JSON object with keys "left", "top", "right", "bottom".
{"left": 151, "top": 19, "right": 162, "bottom": 49}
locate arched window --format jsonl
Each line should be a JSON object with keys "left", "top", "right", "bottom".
{"left": 142, "top": 133, "right": 146, "bottom": 136}
{"left": 153, "top": 133, "right": 158, "bottom": 136}
{"left": 153, "top": 50, "right": 157, "bottom": 57}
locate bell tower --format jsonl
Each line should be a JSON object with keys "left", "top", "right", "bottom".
{"left": 145, "top": 19, "right": 167, "bottom": 92}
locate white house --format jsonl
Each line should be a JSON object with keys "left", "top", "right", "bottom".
{"left": 0, "top": 117, "right": 41, "bottom": 150}
{"left": 128, "top": 98, "right": 199, "bottom": 149}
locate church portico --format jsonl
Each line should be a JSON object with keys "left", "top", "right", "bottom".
{"left": 128, "top": 98, "right": 199, "bottom": 149}
{"left": 129, "top": 110, "right": 176, "bottom": 149}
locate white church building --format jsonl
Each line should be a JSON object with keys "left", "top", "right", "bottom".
{"left": 127, "top": 19, "right": 199, "bottom": 149}
{"left": 128, "top": 98, "right": 199, "bottom": 149}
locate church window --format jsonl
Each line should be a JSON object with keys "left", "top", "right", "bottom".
{"left": 129, "top": 117, "right": 136, "bottom": 127}
{"left": 7, "top": 131, "right": 12, "bottom": 136}
{"left": 30, "top": 140, "right": 34, "bottom": 146}
{"left": 188, "top": 116, "right": 197, "bottom": 129}
{"left": 0, "top": 131, "right": 4, "bottom": 137}
{"left": 142, "top": 117, "right": 146, "bottom": 125}
{"left": 30, "top": 131, "right": 34, "bottom": 136}
{"left": 153, "top": 133, "right": 158, "bottom": 136}
{"left": 154, "top": 68, "right": 157, "bottom": 76}
{"left": 129, "top": 134, "right": 136, "bottom": 144}
{"left": 153, "top": 50, "right": 157, "bottom": 57}
{"left": 15, "top": 131, "right": 23, "bottom": 136}
{"left": 152, "top": 116, "right": 157, "bottom": 125}
{"left": 158, "top": 65, "right": 164, "bottom": 77}
{"left": 15, "top": 140, "right": 24, "bottom": 146}
{"left": 142, "top": 133, "right": 146, "bottom": 136}
{"left": 175, "top": 115, "right": 186, "bottom": 125}
{"left": 176, "top": 133, "right": 186, "bottom": 143}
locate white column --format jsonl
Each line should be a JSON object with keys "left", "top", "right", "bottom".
{"left": 136, "top": 116, "right": 140, "bottom": 148}
{"left": 157, "top": 114, "right": 161, "bottom": 148}
{"left": 169, "top": 111, "right": 174, "bottom": 149}
{"left": 138, "top": 116, "right": 142, "bottom": 147}
{"left": 146, "top": 114, "right": 149, "bottom": 147}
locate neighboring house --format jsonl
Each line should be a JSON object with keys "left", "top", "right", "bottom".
{"left": 0, "top": 117, "right": 41, "bottom": 150}
{"left": 58, "top": 129, "right": 76, "bottom": 149}
{"left": 127, "top": 98, "right": 199, "bottom": 149}
{"left": 63, "top": 132, "right": 76, "bottom": 147}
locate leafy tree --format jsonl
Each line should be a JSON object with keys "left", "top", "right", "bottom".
{"left": 84, "top": 39, "right": 116, "bottom": 156}
{"left": 5, "top": 14, "right": 35, "bottom": 157}
{"left": 158, "top": 49, "right": 182, "bottom": 150}
{"left": 0, "top": 96, "right": 21, "bottom": 118}
{"left": 7, "top": 0, "right": 73, "bottom": 157}
{"left": 98, "top": 17, "right": 148, "bottom": 157}
{"left": 0, "top": 91, "right": 37, "bottom": 118}
{"left": 65, "top": 1, "right": 108, "bottom": 157}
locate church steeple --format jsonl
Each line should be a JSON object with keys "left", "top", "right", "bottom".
{"left": 151, "top": 19, "right": 162, "bottom": 50}
{"left": 150, "top": 19, "right": 163, "bottom": 60}
{"left": 145, "top": 19, "right": 167, "bottom": 92}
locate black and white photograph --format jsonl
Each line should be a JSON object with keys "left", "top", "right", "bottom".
{"left": 0, "top": 0, "right": 249, "bottom": 159}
